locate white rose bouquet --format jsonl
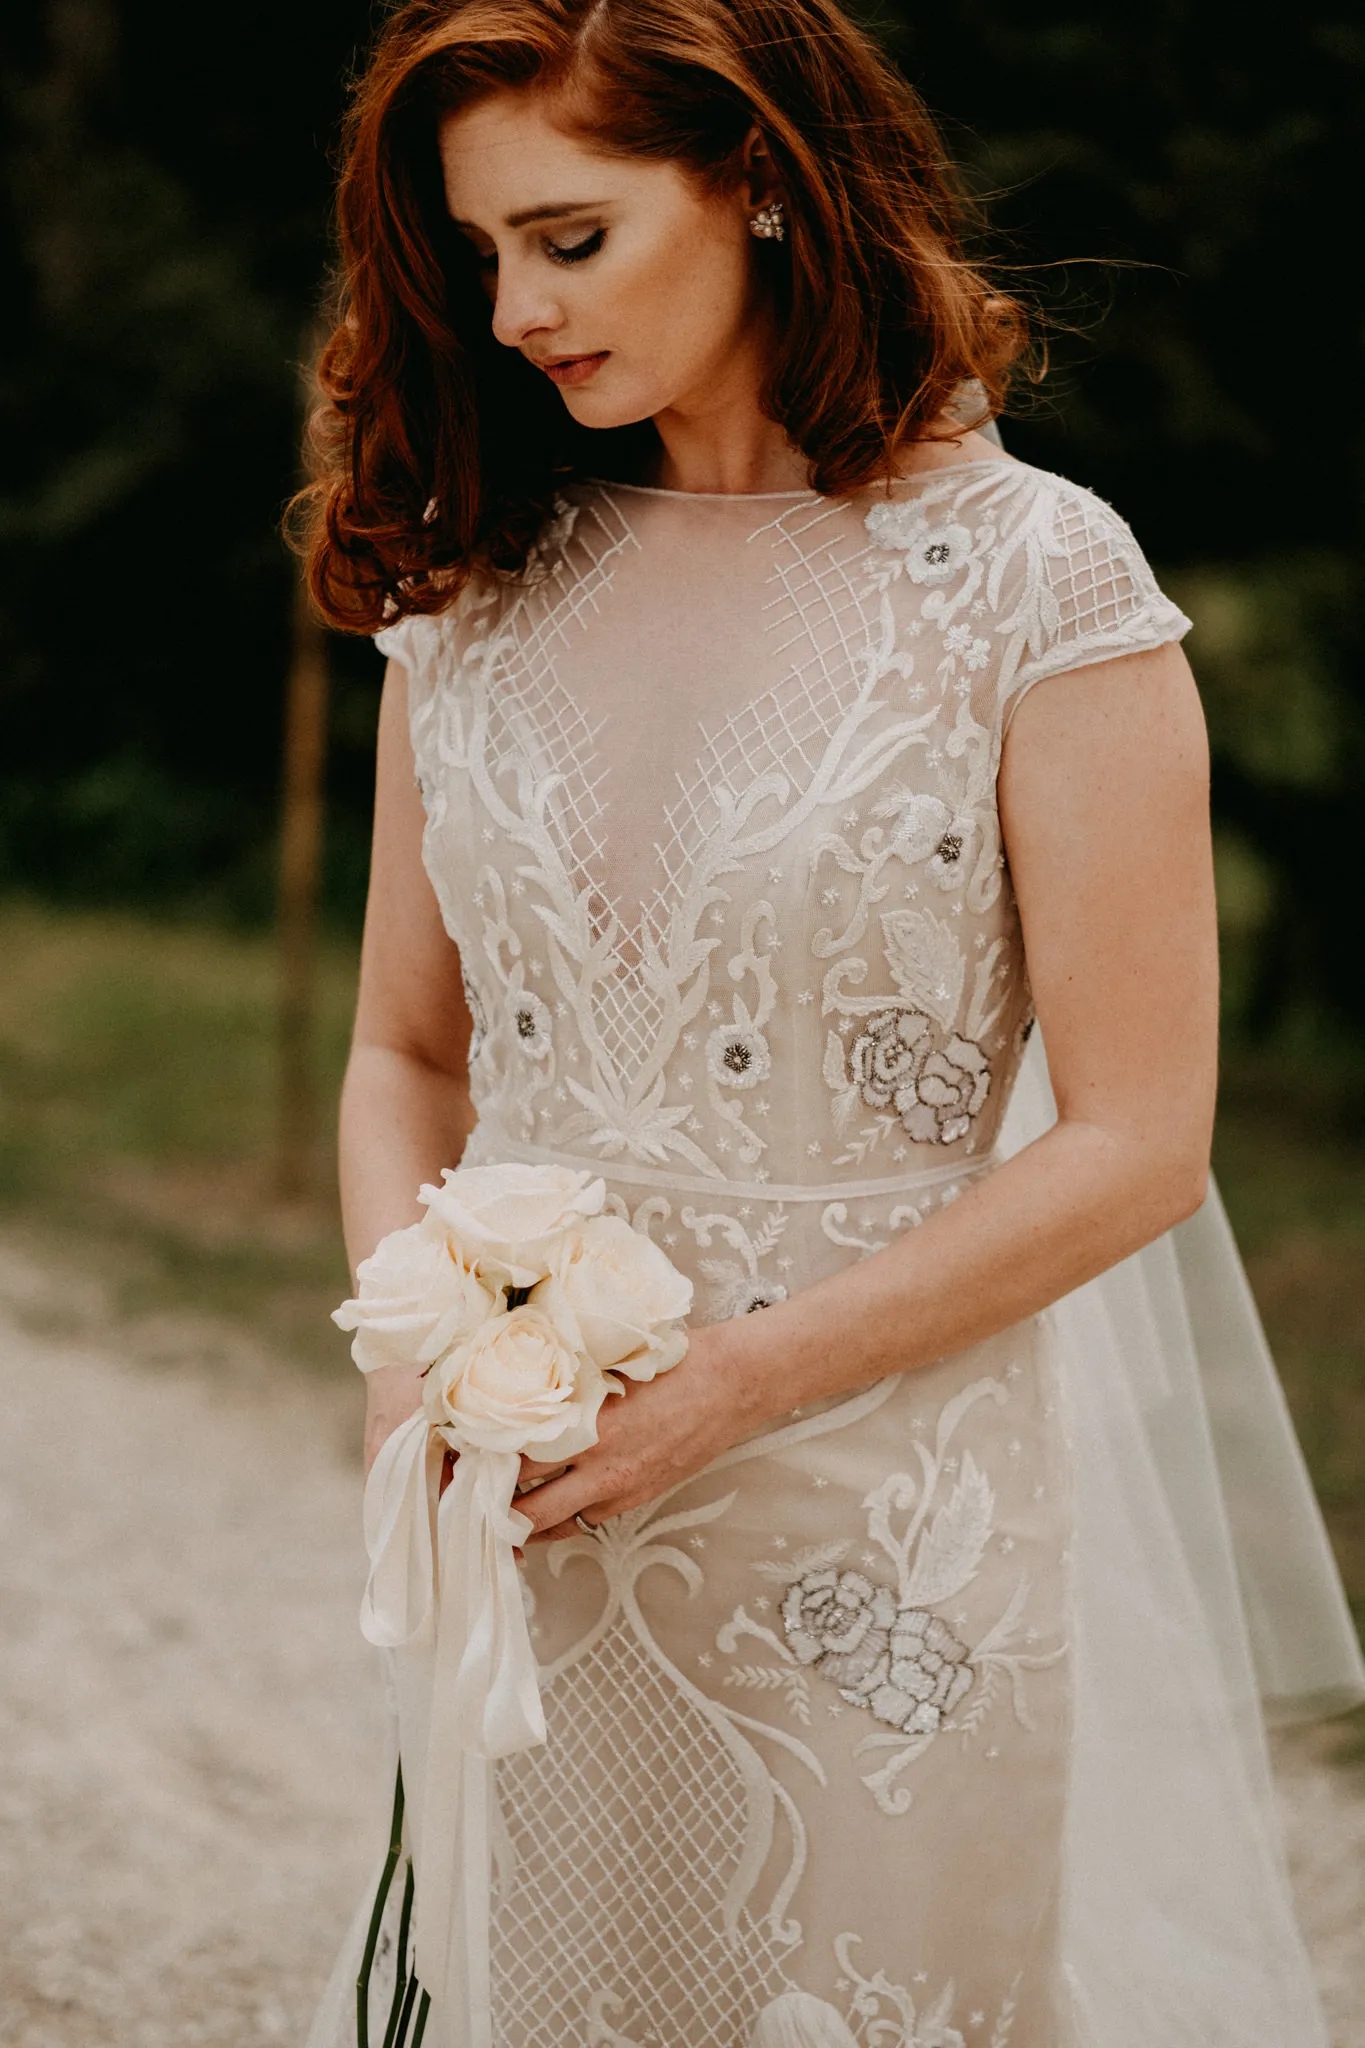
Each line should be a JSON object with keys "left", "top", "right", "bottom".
{"left": 332, "top": 1160, "right": 692, "bottom": 2045}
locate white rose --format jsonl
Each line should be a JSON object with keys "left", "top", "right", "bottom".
{"left": 425, "top": 1304, "right": 610, "bottom": 1457}
{"left": 332, "top": 1217, "right": 499, "bottom": 1374}
{"left": 529, "top": 1214, "right": 692, "bottom": 1382}
{"left": 420, "top": 1162, "right": 606, "bottom": 1289}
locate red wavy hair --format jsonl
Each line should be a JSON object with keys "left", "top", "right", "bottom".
{"left": 295, "top": 0, "right": 1027, "bottom": 633}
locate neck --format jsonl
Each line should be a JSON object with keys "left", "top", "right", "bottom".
{"left": 646, "top": 319, "right": 811, "bottom": 497}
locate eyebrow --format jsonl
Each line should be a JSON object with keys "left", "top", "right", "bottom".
{"left": 451, "top": 200, "right": 608, "bottom": 232}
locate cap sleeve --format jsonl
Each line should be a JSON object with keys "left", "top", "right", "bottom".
{"left": 1000, "top": 481, "right": 1193, "bottom": 730}
{"left": 374, "top": 612, "right": 440, "bottom": 683}
{"left": 373, "top": 610, "right": 454, "bottom": 815}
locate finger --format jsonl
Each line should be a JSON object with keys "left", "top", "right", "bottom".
{"left": 517, "top": 1466, "right": 573, "bottom": 1499}
{"left": 582, "top": 1489, "right": 637, "bottom": 1521}
{"left": 525, "top": 1484, "right": 647, "bottom": 1539}
{"left": 516, "top": 1465, "right": 617, "bottom": 1538}
{"left": 516, "top": 1458, "right": 569, "bottom": 1493}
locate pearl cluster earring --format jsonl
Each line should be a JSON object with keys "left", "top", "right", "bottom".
{"left": 748, "top": 199, "right": 786, "bottom": 242}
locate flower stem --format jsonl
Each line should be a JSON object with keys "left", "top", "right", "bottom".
{"left": 390, "top": 1974, "right": 418, "bottom": 2046}
{"left": 381, "top": 1858, "right": 417, "bottom": 2048}
{"left": 356, "top": 1762, "right": 406, "bottom": 2048}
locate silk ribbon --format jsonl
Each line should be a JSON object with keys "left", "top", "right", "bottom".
{"left": 360, "top": 1413, "right": 543, "bottom": 2047}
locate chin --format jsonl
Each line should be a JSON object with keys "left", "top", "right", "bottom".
{"left": 559, "top": 378, "right": 664, "bottom": 433}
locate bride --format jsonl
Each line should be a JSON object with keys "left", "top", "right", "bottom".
{"left": 298, "top": 0, "right": 1364, "bottom": 2042}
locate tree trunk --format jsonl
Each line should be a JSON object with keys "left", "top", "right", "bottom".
{"left": 276, "top": 573, "right": 329, "bottom": 1198}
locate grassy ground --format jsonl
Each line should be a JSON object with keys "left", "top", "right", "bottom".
{"left": 1, "top": 895, "right": 1362, "bottom": 1638}
{"left": 0, "top": 898, "right": 357, "bottom": 1371}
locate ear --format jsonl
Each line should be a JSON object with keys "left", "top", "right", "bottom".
{"left": 739, "top": 124, "right": 781, "bottom": 212}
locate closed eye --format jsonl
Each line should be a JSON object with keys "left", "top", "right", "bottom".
{"left": 545, "top": 226, "right": 605, "bottom": 267}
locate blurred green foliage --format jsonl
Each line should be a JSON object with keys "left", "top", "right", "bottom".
{"left": 0, "top": 0, "right": 382, "bottom": 920}
{"left": 1, "top": 1, "right": 1364, "bottom": 1042}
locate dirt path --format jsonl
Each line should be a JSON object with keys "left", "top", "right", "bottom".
{"left": 0, "top": 1236, "right": 1361, "bottom": 2047}
{"left": 0, "top": 1241, "right": 384, "bottom": 2048}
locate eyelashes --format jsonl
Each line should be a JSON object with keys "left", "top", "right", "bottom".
{"left": 545, "top": 226, "right": 605, "bottom": 267}
{"left": 466, "top": 225, "right": 606, "bottom": 275}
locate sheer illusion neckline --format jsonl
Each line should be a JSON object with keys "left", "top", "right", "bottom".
{"left": 583, "top": 477, "right": 820, "bottom": 502}
{"left": 583, "top": 455, "right": 1019, "bottom": 503}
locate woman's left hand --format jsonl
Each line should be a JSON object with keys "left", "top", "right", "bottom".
{"left": 514, "top": 1321, "right": 756, "bottom": 1544}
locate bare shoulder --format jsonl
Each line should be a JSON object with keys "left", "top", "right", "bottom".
{"left": 1001, "top": 640, "right": 1209, "bottom": 807}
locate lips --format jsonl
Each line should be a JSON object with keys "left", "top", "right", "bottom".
{"left": 536, "top": 351, "right": 610, "bottom": 389}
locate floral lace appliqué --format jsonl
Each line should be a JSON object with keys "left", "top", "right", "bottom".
{"left": 846, "top": 1008, "right": 991, "bottom": 1146}
{"left": 717, "top": 1375, "right": 1065, "bottom": 1815}
{"left": 782, "top": 1570, "right": 973, "bottom": 1734}
{"left": 870, "top": 787, "right": 976, "bottom": 891}
{"left": 707, "top": 1009, "right": 773, "bottom": 1091}
{"left": 511, "top": 988, "right": 554, "bottom": 1059}
{"left": 864, "top": 501, "right": 979, "bottom": 589}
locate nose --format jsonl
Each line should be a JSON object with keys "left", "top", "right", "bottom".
{"left": 489, "top": 259, "right": 565, "bottom": 352}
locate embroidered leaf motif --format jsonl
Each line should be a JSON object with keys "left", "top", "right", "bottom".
{"left": 955, "top": 1658, "right": 1000, "bottom": 1736}
{"left": 879, "top": 907, "right": 965, "bottom": 1029}
{"left": 752, "top": 1538, "right": 851, "bottom": 1581}
{"left": 831, "top": 1119, "right": 895, "bottom": 1169}
{"left": 561, "top": 1072, "right": 699, "bottom": 1165}
{"left": 723, "top": 1663, "right": 785, "bottom": 1689}
{"left": 749, "top": 1210, "right": 790, "bottom": 1258}
{"left": 989, "top": 1974, "right": 1023, "bottom": 2048}
{"left": 721, "top": 1664, "right": 812, "bottom": 1725}
{"left": 901, "top": 1452, "right": 994, "bottom": 1608}
{"left": 921, "top": 1980, "right": 959, "bottom": 2035}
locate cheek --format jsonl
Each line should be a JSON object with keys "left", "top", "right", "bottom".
{"left": 610, "top": 217, "right": 754, "bottom": 381}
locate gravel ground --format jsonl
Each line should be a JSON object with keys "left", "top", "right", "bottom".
{"left": 0, "top": 1242, "right": 384, "bottom": 2048}
{"left": 0, "top": 1237, "right": 1360, "bottom": 2047}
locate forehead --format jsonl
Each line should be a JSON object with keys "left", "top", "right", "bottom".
{"left": 437, "top": 92, "right": 627, "bottom": 222}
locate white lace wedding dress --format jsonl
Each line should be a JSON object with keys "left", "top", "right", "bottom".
{"left": 307, "top": 455, "right": 1364, "bottom": 2048}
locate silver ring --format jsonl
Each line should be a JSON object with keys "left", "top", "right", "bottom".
{"left": 573, "top": 1512, "right": 596, "bottom": 1535}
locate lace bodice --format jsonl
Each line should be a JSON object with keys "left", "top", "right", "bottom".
{"left": 376, "top": 457, "right": 1190, "bottom": 1316}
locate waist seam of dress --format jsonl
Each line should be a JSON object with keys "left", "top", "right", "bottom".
{"left": 467, "top": 1125, "right": 1000, "bottom": 1205}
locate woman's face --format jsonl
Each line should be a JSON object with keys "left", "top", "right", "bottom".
{"left": 437, "top": 92, "right": 771, "bottom": 430}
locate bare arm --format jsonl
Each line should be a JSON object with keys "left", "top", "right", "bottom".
{"left": 515, "top": 639, "right": 1219, "bottom": 1536}
{"left": 340, "top": 657, "right": 478, "bottom": 1471}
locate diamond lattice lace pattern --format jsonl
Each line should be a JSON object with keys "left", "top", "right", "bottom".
{"left": 491, "top": 1619, "right": 795, "bottom": 2048}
